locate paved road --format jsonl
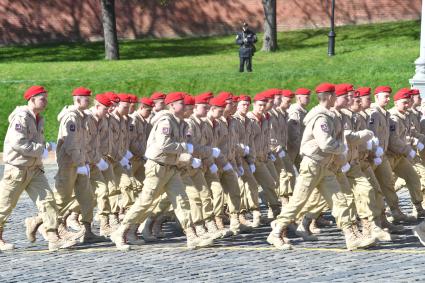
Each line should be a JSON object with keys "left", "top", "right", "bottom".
{"left": 0, "top": 164, "right": 424, "bottom": 282}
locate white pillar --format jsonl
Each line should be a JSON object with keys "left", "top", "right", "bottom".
{"left": 410, "top": 0, "right": 425, "bottom": 99}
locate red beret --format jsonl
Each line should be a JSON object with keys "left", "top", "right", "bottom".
{"left": 232, "top": 95, "right": 240, "bottom": 103}
{"left": 295, "top": 88, "right": 311, "bottom": 96}
{"left": 128, "top": 94, "right": 138, "bottom": 103}
{"left": 260, "top": 89, "right": 280, "bottom": 99}
{"left": 280, "top": 89, "right": 294, "bottom": 98}
{"left": 357, "top": 87, "right": 371, "bottom": 97}
{"left": 394, "top": 88, "right": 411, "bottom": 101}
{"left": 24, "top": 85, "right": 47, "bottom": 100}
{"left": 165, "top": 92, "right": 185, "bottom": 105}
{"left": 411, "top": 89, "right": 420, "bottom": 96}
{"left": 117, "top": 93, "right": 132, "bottom": 103}
{"left": 140, "top": 97, "right": 154, "bottom": 107}
{"left": 217, "top": 91, "right": 233, "bottom": 101}
{"left": 184, "top": 94, "right": 195, "bottom": 105}
{"left": 239, "top": 95, "right": 252, "bottom": 103}
{"left": 198, "top": 91, "right": 214, "bottom": 99}
{"left": 374, "top": 86, "right": 392, "bottom": 95}
{"left": 254, "top": 93, "right": 267, "bottom": 102}
{"left": 72, "top": 87, "right": 92, "bottom": 96}
{"left": 335, "top": 84, "right": 349, "bottom": 97}
{"left": 151, "top": 92, "right": 166, "bottom": 100}
{"left": 315, "top": 83, "right": 335, "bottom": 94}
{"left": 209, "top": 96, "right": 227, "bottom": 107}
{"left": 339, "top": 83, "right": 354, "bottom": 92}
{"left": 195, "top": 95, "right": 209, "bottom": 104}
{"left": 95, "top": 94, "right": 112, "bottom": 107}
{"left": 104, "top": 92, "right": 120, "bottom": 103}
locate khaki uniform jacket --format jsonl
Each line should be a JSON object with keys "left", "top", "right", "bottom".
{"left": 145, "top": 111, "right": 191, "bottom": 166}
{"left": 287, "top": 103, "right": 308, "bottom": 159}
{"left": 233, "top": 112, "right": 256, "bottom": 165}
{"left": 84, "top": 109, "right": 103, "bottom": 165}
{"left": 300, "top": 105, "right": 345, "bottom": 166}
{"left": 129, "top": 112, "right": 152, "bottom": 158}
{"left": 202, "top": 116, "right": 227, "bottom": 168}
{"left": 407, "top": 108, "right": 425, "bottom": 146}
{"left": 388, "top": 108, "right": 414, "bottom": 157}
{"left": 247, "top": 112, "right": 271, "bottom": 163}
{"left": 3, "top": 106, "right": 45, "bottom": 167}
{"left": 340, "top": 108, "right": 373, "bottom": 164}
{"left": 269, "top": 108, "right": 288, "bottom": 154}
{"left": 354, "top": 110, "right": 375, "bottom": 162}
{"left": 56, "top": 106, "right": 87, "bottom": 167}
{"left": 185, "top": 115, "right": 215, "bottom": 169}
{"left": 215, "top": 116, "right": 238, "bottom": 168}
{"left": 368, "top": 105, "right": 390, "bottom": 152}
{"left": 108, "top": 113, "right": 128, "bottom": 162}
{"left": 98, "top": 113, "right": 111, "bottom": 157}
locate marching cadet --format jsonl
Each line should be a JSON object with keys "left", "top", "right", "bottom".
{"left": 370, "top": 86, "right": 418, "bottom": 223}
{"left": 1, "top": 86, "right": 76, "bottom": 251}
{"left": 108, "top": 94, "right": 134, "bottom": 222}
{"left": 214, "top": 92, "right": 251, "bottom": 234}
{"left": 287, "top": 88, "right": 311, "bottom": 168}
{"left": 233, "top": 95, "right": 262, "bottom": 227}
{"left": 388, "top": 88, "right": 425, "bottom": 216}
{"left": 150, "top": 92, "right": 167, "bottom": 119}
{"left": 84, "top": 94, "right": 114, "bottom": 236}
{"left": 335, "top": 84, "right": 391, "bottom": 242}
{"left": 267, "top": 83, "right": 375, "bottom": 251}
{"left": 54, "top": 87, "right": 105, "bottom": 243}
{"left": 247, "top": 92, "right": 281, "bottom": 220}
{"left": 128, "top": 94, "right": 138, "bottom": 115}
{"left": 269, "top": 89, "right": 296, "bottom": 207}
{"left": 183, "top": 94, "right": 223, "bottom": 239}
{"left": 110, "top": 92, "right": 214, "bottom": 250}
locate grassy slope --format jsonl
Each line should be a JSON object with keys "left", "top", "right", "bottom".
{"left": 0, "top": 20, "right": 420, "bottom": 147}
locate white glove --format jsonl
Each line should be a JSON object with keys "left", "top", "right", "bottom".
{"left": 186, "top": 143, "right": 194, "bottom": 154}
{"left": 341, "top": 163, "right": 351, "bottom": 173}
{"left": 212, "top": 147, "right": 221, "bottom": 158}
{"left": 244, "top": 145, "right": 250, "bottom": 156}
{"left": 418, "top": 142, "right": 425, "bottom": 152}
{"left": 278, "top": 150, "right": 286, "bottom": 158}
{"left": 42, "top": 148, "right": 49, "bottom": 159}
{"left": 124, "top": 150, "right": 133, "bottom": 160}
{"left": 237, "top": 166, "right": 244, "bottom": 177}
{"left": 409, "top": 149, "right": 417, "bottom": 159}
{"left": 371, "top": 137, "right": 379, "bottom": 147}
{"left": 47, "top": 142, "right": 57, "bottom": 152}
{"left": 375, "top": 146, "right": 384, "bottom": 157}
{"left": 373, "top": 157, "right": 382, "bottom": 166}
{"left": 77, "top": 165, "right": 89, "bottom": 176}
{"left": 366, "top": 139, "right": 373, "bottom": 150}
{"left": 223, "top": 162, "right": 233, "bottom": 172}
{"left": 209, "top": 164, "right": 218, "bottom": 174}
{"left": 120, "top": 157, "right": 130, "bottom": 168}
{"left": 269, "top": 153, "right": 276, "bottom": 162}
{"left": 249, "top": 164, "right": 256, "bottom": 173}
{"left": 191, "top": 158, "right": 202, "bottom": 169}
{"left": 96, "top": 158, "right": 109, "bottom": 171}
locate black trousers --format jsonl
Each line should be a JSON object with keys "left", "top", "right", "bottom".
{"left": 239, "top": 56, "right": 252, "bottom": 72}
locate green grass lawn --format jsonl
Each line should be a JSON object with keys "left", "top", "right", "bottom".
{"left": 0, "top": 20, "right": 420, "bottom": 148}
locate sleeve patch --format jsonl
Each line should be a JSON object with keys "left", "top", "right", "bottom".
{"left": 369, "top": 118, "right": 374, "bottom": 125}
{"left": 69, "top": 124, "right": 76, "bottom": 132}
{"left": 390, "top": 124, "right": 396, "bottom": 131}
{"left": 129, "top": 125, "right": 134, "bottom": 132}
{"left": 321, "top": 123, "right": 329, "bottom": 133}
{"left": 162, "top": 127, "right": 170, "bottom": 135}
{"left": 15, "top": 123, "right": 22, "bottom": 132}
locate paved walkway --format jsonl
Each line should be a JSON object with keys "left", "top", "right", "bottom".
{"left": 0, "top": 164, "right": 424, "bottom": 282}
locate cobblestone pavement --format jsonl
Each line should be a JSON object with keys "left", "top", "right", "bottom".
{"left": 0, "top": 164, "right": 424, "bottom": 282}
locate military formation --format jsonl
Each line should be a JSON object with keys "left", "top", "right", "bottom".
{"left": 2, "top": 83, "right": 425, "bottom": 252}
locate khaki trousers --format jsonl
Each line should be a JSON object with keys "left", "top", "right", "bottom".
{"left": 275, "top": 158, "right": 353, "bottom": 230}
{"left": 54, "top": 163, "right": 94, "bottom": 223}
{"left": 0, "top": 165, "right": 58, "bottom": 231}
{"left": 122, "top": 160, "right": 192, "bottom": 229}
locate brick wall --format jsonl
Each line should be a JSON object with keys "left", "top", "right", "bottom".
{"left": 0, "top": 0, "right": 421, "bottom": 45}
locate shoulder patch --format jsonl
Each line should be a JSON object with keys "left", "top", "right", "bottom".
{"left": 129, "top": 124, "right": 134, "bottom": 132}
{"left": 390, "top": 124, "right": 396, "bottom": 132}
{"left": 321, "top": 123, "right": 329, "bottom": 133}
{"left": 69, "top": 124, "right": 76, "bottom": 132}
{"left": 369, "top": 118, "right": 374, "bottom": 125}
{"left": 162, "top": 127, "right": 170, "bottom": 135}
{"left": 15, "top": 123, "right": 22, "bottom": 132}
